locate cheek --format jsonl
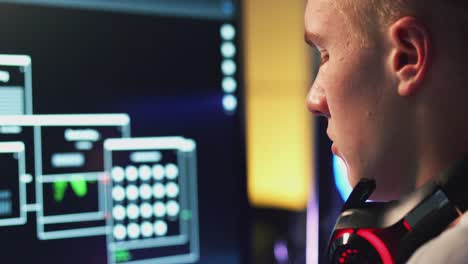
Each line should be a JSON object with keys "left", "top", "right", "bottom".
{"left": 329, "top": 59, "right": 383, "bottom": 121}
{"left": 321, "top": 65, "right": 364, "bottom": 129}
{"left": 325, "top": 58, "right": 386, "bottom": 159}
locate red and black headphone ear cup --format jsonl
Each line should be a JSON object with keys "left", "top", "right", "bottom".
{"left": 328, "top": 229, "right": 384, "bottom": 264}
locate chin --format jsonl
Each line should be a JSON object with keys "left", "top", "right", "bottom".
{"left": 346, "top": 171, "right": 361, "bottom": 189}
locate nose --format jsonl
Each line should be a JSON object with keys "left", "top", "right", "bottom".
{"left": 306, "top": 83, "right": 330, "bottom": 117}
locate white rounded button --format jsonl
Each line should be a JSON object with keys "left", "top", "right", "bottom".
{"left": 152, "top": 164, "right": 165, "bottom": 180}
{"left": 111, "top": 166, "right": 125, "bottom": 182}
{"left": 141, "top": 221, "right": 154, "bottom": 238}
{"left": 125, "top": 166, "right": 138, "bottom": 182}
{"left": 220, "top": 24, "right": 236, "bottom": 40}
{"left": 154, "top": 220, "right": 168, "bottom": 236}
{"left": 153, "top": 202, "right": 166, "bottom": 218}
{"left": 113, "top": 224, "right": 127, "bottom": 240}
{"left": 153, "top": 183, "right": 165, "bottom": 199}
{"left": 112, "top": 205, "right": 126, "bottom": 221}
{"left": 127, "top": 223, "right": 140, "bottom": 239}
{"left": 126, "top": 204, "right": 140, "bottom": 220}
{"left": 166, "top": 182, "right": 179, "bottom": 198}
{"left": 139, "top": 184, "right": 152, "bottom": 200}
{"left": 165, "top": 163, "right": 179, "bottom": 180}
{"left": 139, "top": 165, "right": 152, "bottom": 181}
{"left": 166, "top": 201, "right": 180, "bottom": 217}
{"left": 126, "top": 185, "right": 139, "bottom": 201}
{"left": 140, "top": 203, "right": 153, "bottom": 219}
{"left": 112, "top": 186, "right": 125, "bottom": 202}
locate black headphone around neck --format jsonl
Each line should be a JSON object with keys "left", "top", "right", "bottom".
{"left": 327, "top": 157, "right": 468, "bottom": 264}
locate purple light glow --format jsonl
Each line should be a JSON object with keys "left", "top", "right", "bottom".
{"left": 306, "top": 186, "right": 319, "bottom": 264}
{"left": 274, "top": 241, "right": 289, "bottom": 263}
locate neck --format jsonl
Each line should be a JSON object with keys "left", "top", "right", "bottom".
{"left": 412, "top": 96, "right": 468, "bottom": 189}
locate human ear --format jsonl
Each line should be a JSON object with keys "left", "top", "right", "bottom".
{"left": 388, "top": 16, "right": 432, "bottom": 96}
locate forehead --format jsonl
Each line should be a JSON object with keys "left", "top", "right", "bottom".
{"left": 305, "top": 0, "right": 345, "bottom": 44}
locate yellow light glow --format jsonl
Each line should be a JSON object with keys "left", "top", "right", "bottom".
{"left": 243, "top": 0, "right": 314, "bottom": 210}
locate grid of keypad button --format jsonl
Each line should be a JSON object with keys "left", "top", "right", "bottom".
{"left": 110, "top": 162, "right": 181, "bottom": 241}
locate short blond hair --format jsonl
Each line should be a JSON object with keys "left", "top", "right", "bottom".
{"left": 333, "top": 0, "right": 468, "bottom": 46}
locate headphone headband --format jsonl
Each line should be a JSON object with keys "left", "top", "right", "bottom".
{"left": 437, "top": 156, "right": 468, "bottom": 212}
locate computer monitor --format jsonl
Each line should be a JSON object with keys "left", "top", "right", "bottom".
{"left": 0, "top": 1, "right": 248, "bottom": 263}
{"left": 313, "top": 118, "right": 347, "bottom": 264}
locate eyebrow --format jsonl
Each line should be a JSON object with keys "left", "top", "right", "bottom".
{"left": 304, "top": 31, "right": 323, "bottom": 47}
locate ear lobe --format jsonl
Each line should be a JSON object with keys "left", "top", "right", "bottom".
{"left": 389, "top": 17, "right": 431, "bottom": 97}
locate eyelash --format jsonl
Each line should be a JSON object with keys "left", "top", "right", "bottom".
{"left": 314, "top": 48, "right": 330, "bottom": 67}
{"left": 319, "top": 51, "right": 329, "bottom": 66}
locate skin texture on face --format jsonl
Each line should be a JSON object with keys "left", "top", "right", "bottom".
{"left": 305, "top": 0, "right": 419, "bottom": 200}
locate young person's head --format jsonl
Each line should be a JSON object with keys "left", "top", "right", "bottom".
{"left": 305, "top": 0, "right": 468, "bottom": 200}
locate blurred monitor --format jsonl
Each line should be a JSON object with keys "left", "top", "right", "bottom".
{"left": 315, "top": 118, "right": 347, "bottom": 264}
{"left": 0, "top": 1, "right": 248, "bottom": 263}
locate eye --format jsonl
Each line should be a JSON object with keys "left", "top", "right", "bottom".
{"left": 312, "top": 47, "right": 329, "bottom": 67}
{"left": 319, "top": 50, "right": 329, "bottom": 66}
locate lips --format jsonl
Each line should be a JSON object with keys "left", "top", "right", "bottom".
{"left": 327, "top": 129, "right": 335, "bottom": 151}
{"left": 331, "top": 142, "right": 339, "bottom": 155}
{"left": 326, "top": 127, "right": 339, "bottom": 155}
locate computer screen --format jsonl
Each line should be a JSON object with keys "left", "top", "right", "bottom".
{"left": 0, "top": 1, "right": 248, "bottom": 263}
{"left": 314, "top": 118, "right": 347, "bottom": 264}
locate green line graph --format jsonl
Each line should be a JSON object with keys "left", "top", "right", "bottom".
{"left": 53, "top": 175, "right": 96, "bottom": 202}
